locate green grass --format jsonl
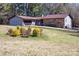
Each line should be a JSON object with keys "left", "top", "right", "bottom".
{"left": 0, "top": 25, "right": 79, "bottom": 56}
{"left": 43, "top": 28, "right": 79, "bottom": 44}
{"left": 0, "top": 25, "right": 79, "bottom": 43}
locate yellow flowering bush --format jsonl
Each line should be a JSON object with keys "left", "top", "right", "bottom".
{"left": 32, "top": 26, "right": 43, "bottom": 36}
{"left": 13, "top": 28, "right": 21, "bottom": 36}
{"left": 32, "top": 29, "right": 38, "bottom": 36}
{"left": 7, "top": 26, "right": 43, "bottom": 37}
{"left": 8, "top": 26, "right": 21, "bottom": 36}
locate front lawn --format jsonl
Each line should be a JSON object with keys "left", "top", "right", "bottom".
{"left": 0, "top": 25, "right": 79, "bottom": 56}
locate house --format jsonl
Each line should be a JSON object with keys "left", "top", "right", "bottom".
{"left": 9, "top": 14, "right": 72, "bottom": 29}
{"left": 42, "top": 14, "right": 72, "bottom": 29}
{"left": 9, "top": 16, "right": 42, "bottom": 26}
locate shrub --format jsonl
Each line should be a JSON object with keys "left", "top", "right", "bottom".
{"left": 16, "top": 26, "right": 21, "bottom": 29}
{"left": 14, "top": 29, "right": 21, "bottom": 36}
{"left": 10, "top": 28, "right": 20, "bottom": 36}
{"left": 32, "top": 29, "right": 38, "bottom": 37}
{"left": 32, "top": 27, "right": 43, "bottom": 37}
{"left": 20, "top": 26, "right": 31, "bottom": 37}
{"left": 20, "top": 27, "right": 27, "bottom": 37}
{"left": 20, "top": 27, "right": 26, "bottom": 35}
{"left": 7, "top": 26, "right": 43, "bottom": 37}
{"left": 27, "top": 26, "right": 31, "bottom": 35}
{"left": 8, "top": 26, "right": 21, "bottom": 37}
{"left": 7, "top": 29, "right": 13, "bottom": 35}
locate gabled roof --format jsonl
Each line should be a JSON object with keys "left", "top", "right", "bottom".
{"left": 16, "top": 14, "right": 68, "bottom": 20}
{"left": 18, "top": 16, "right": 42, "bottom": 20}
{"left": 42, "top": 14, "right": 68, "bottom": 19}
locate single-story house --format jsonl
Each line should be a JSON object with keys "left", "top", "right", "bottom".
{"left": 9, "top": 16, "right": 42, "bottom": 26}
{"left": 41, "top": 14, "right": 72, "bottom": 29}
{"left": 9, "top": 14, "right": 72, "bottom": 29}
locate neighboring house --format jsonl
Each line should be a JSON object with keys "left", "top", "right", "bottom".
{"left": 9, "top": 14, "right": 72, "bottom": 29}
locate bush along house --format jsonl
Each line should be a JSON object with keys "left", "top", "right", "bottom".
{"left": 9, "top": 14, "right": 72, "bottom": 29}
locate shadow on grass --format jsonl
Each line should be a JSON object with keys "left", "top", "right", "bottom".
{"left": 28, "top": 34, "right": 49, "bottom": 41}
{"left": 11, "top": 34, "right": 49, "bottom": 41}
{"left": 69, "top": 33, "right": 79, "bottom": 37}
{"left": 49, "top": 28, "right": 79, "bottom": 38}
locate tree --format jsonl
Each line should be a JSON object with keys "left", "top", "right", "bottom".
{"left": 28, "top": 3, "right": 43, "bottom": 16}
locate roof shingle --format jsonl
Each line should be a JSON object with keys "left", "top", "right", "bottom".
{"left": 17, "top": 14, "right": 68, "bottom": 20}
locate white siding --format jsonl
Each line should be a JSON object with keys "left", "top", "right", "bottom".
{"left": 64, "top": 16, "right": 72, "bottom": 29}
